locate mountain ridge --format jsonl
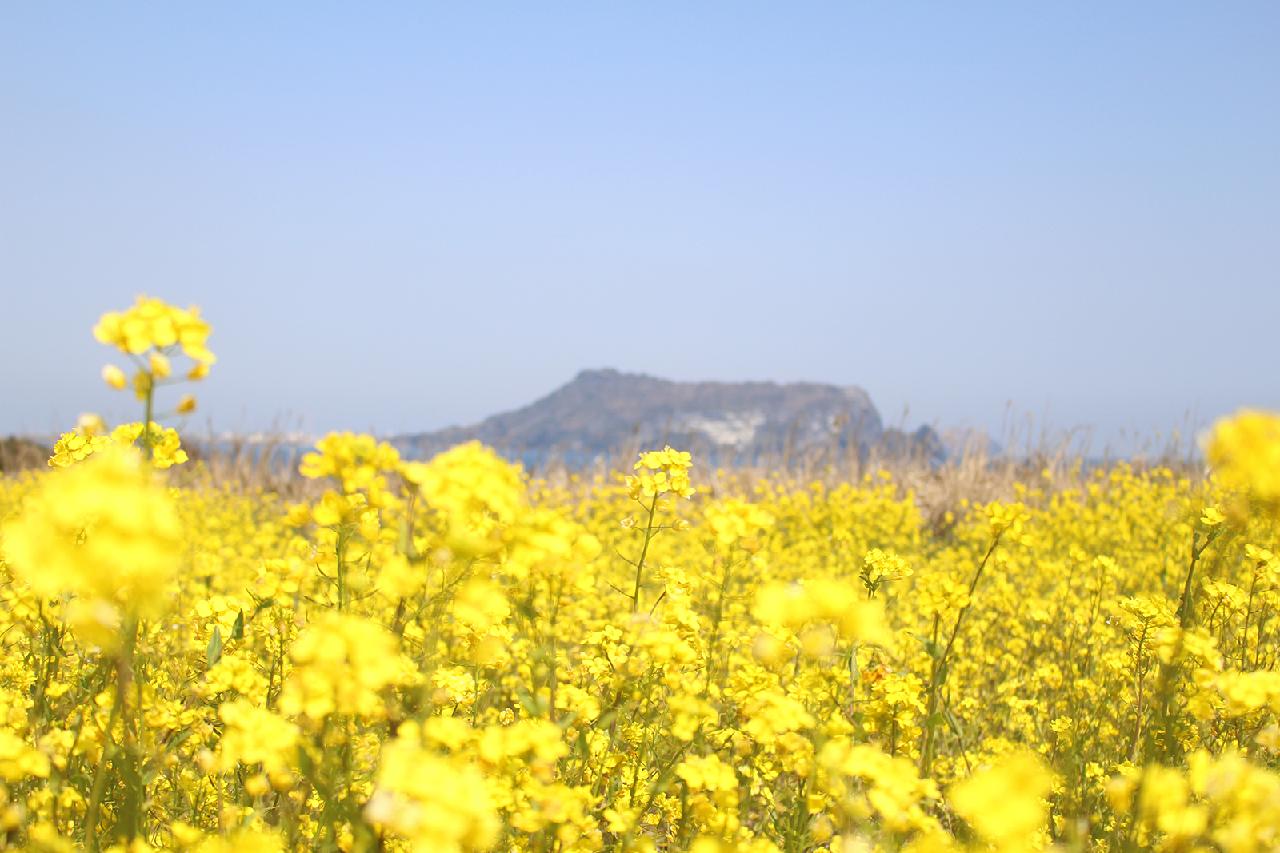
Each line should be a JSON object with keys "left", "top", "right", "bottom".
{"left": 391, "top": 368, "right": 944, "bottom": 465}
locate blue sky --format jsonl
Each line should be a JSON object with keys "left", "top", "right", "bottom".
{"left": 2, "top": 3, "right": 1278, "bottom": 453}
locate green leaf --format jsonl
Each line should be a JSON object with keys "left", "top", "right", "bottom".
{"left": 113, "top": 747, "right": 145, "bottom": 839}
{"left": 230, "top": 610, "right": 245, "bottom": 641}
{"left": 296, "top": 746, "right": 322, "bottom": 788}
{"left": 207, "top": 626, "right": 223, "bottom": 667}
{"left": 515, "top": 687, "right": 543, "bottom": 717}
{"left": 913, "top": 634, "right": 942, "bottom": 658}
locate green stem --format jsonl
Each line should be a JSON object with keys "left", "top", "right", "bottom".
{"left": 336, "top": 530, "right": 348, "bottom": 610}
{"left": 920, "top": 534, "right": 1001, "bottom": 775}
{"left": 548, "top": 580, "right": 560, "bottom": 724}
{"left": 84, "top": 698, "right": 120, "bottom": 851}
{"left": 631, "top": 495, "right": 660, "bottom": 613}
{"left": 142, "top": 379, "right": 155, "bottom": 460}
{"left": 85, "top": 620, "right": 139, "bottom": 850}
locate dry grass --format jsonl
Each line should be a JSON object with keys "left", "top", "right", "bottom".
{"left": 2, "top": 426, "right": 1205, "bottom": 529}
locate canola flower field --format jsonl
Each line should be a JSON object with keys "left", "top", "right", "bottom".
{"left": 1, "top": 298, "right": 1280, "bottom": 853}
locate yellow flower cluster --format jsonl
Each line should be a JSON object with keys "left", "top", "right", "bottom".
{"left": 1108, "top": 749, "right": 1280, "bottom": 851}
{"left": 704, "top": 498, "right": 775, "bottom": 548}
{"left": 753, "top": 576, "right": 895, "bottom": 651}
{"left": 93, "top": 295, "right": 216, "bottom": 366}
{"left": 2, "top": 445, "right": 182, "bottom": 645}
{"left": 1, "top": 302, "right": 1280, "bottom": 851}
{"left": 402, "top": 441, "right": 527, "bottom": 554}
{"left": 300, "top": 431, "right": 402, "bottom": 498}
{"left": 1208, "top": 409, "right": 1280, "bottom": 517}
{"left": 365, "top": 723, "right": 500, "bottom": 852}
{"left": 860, "top": 547, "right": 913, "bottom": 596}
{"left": 94, "top": 296, "right": 214, "bottom": 426}
{"left": 279, "top": 613, "right": 417, "bottom": 721}
{"left": 627, "top": 445, "right": 695, "bottom": 500}
{"left": 948, "top": 752, "right": 1053, "bottom": 850}
{"left": 210, "top": 699, "right": 299, "bottom": 777}
{"left": 50, "top": 421, "right": 189, "bottom": 469}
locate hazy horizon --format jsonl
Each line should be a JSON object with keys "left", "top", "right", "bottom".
{"left": 3, "top": 3, "right": 1278, "bottom": 452}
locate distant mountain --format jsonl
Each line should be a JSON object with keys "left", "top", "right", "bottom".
{"left": 391, "top": 368, "right": 945, "bottom": 465}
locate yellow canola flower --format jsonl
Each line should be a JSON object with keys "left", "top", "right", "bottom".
{"left": 110, "top": 421, "right": 190, "bottom": 468}
{"left": 402, "top": 441, "right": 528, "bottom": 554}
{"left": 49, "top": 421, "right": 189, "bottom": 469}
{"left": 676, "top": 754, "right": 739, "bottom": 793}
{"left": 860, "top": 547, "right": 913, "bottom": 595}
{"left": 76, "top": 412, "right": 106, "bottom": 435}
{"left": 48, "top": 430, "right": 110, "bottom": 468}
{"left": 635, "top": 446, "right": 693, "bottom": 472}
{"left": 212, "top": 700, "right": 299, "bottom": 775}
{"left": 101, "top": 364, "right": 127, "bottom": 390}
{"left": 948, "top": 751, "right": 1054, "bottom": 850}
{"left": 1207, "top": 409, "right": 1280, "bottom": 516}
{"left": 984, "top": 500, "right": 1029, "bottom": 540}
{"left": 403, "top": 441, "right": 525, "bottom": 522}
{"left": 0, "top": 729, "right": 52, "bottom": 782}
{"left": 279, "top": 612, "right": 416, "bottom": 721}
{"left": 1201, "top": 505, "right": 1227, "bottom": 527}
{"left": 2, "top": 444, "right": 182, "bottom": 622}
{"left": 819, "top": 740, "right": 939, "bottom": 834}
{"left": 704, "top": 498, "right": 775, "bottom": 547}
{"left": 299, "top": 431, "right": 402, "bottom": 495}
{"left": 1109, "top": 751, "right": 1280, "bottom": 851}
{"left": 627, "top": 444, "right": 695, "bottom": 500}
{"left": 365, "top": 722, "right": 500, "bottom": 853}
{"left": 1213, "top": 669, "right": 1280, "bottom": 717}
{"left": 11, "top": 296, "right": 1280, "bottom": 851}
{"left": 182, "top": 828, "right": 286, "bottom": 853}
{"left": 753, "top": 577, "right": 894, "bottom": 647}
{"left": 93, "top": 295, "right": 216, "bottom": 367}
{"left": 149, "top": 351, "right": 172, "bottom": 379}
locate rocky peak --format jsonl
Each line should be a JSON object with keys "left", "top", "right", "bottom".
{"left": 392, "top": 369, "right": 943, "bottom": 466}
